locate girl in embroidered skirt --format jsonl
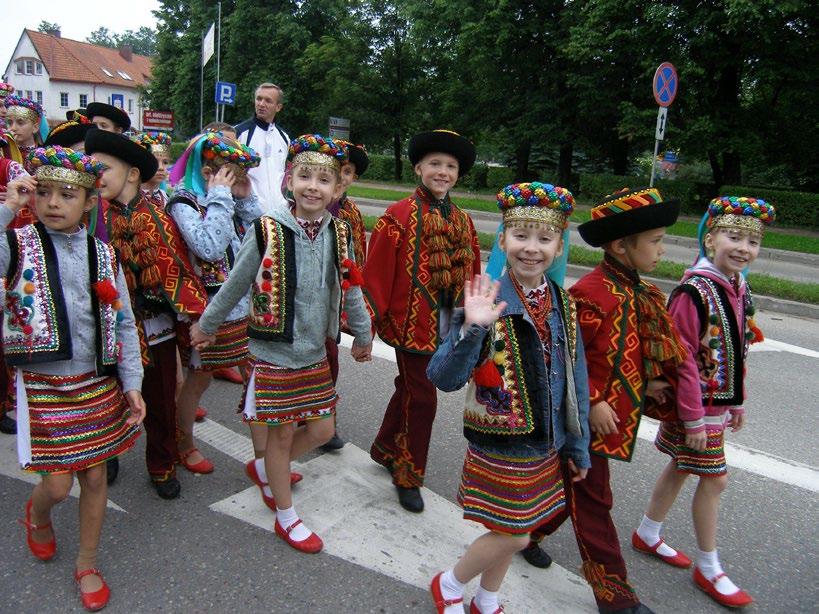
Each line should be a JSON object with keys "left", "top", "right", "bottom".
{"left": 2, "top": 147, "right": 145, "bottom": 612}
{"left": 166, "top": 132, "right": 263, "bottom": 474}
{"left": 191, "top": 135, "right": 372, "bottom": 553}
{"left": 633, "top": 197, "right": 775, "bottom": 608}
{"left": 426, "top": 183, "right": 591, "bottom": 614}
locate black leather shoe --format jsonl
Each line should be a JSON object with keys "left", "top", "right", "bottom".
{"left": 106, "top": 457, "right": 119, "bottom": 485}
{"left": 396, "top": 486, "right": 424, "bottom": 513}
{"left": 320, "top": 431, "right": 345, "bottom": 452}
{"left": 600, "top": 603, "right": 655, "bottom": 614}
{"left": 0, "top": 414, "right": 17, "bottom": 435}
{"left": 153, "top": 477, "right": 181, "bottom": 500}
{"left": 521, "top": 541, "right": 553, "bottom": 568}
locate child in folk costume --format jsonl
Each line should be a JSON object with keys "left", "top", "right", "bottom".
{"left": 2, "top": 148, "right": 145, "bottom": 612}
{"left": 0, "top": 81, "right": 16, "bottom": 130}
{"left": 426, "top": 183, "right": 590, "bottom": 614}
{"left": 524, "top": 188, "right": 687, "bottom": 614}
{"left": 190, "top": 135, "right": 372, "bottom": 553}
{"left": 85, "top": 128, "right": 209, "bottom": 500}
{"left": 86, "top": 102, "right": 130, "bottom": 134}
{"left": 633, "top": 197, "right": 774, "bottom": 609}
{"left": 321, "top": 139, "right": 370, "bottom": 451}
{"left": 3, "top": 96, "right": 49, "bottom": 159}
{"left": 364, "top": 130, "right": 482, "bottom": 513}
{"left": 134, "top": 131, "right": 173, "bottom": 209}
{"left": 165, "top": 132, "right": 262, "bottom": 474}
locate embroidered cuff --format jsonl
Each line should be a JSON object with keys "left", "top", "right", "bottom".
{"left": 683, "top": 419, "right": 706, "bottom": 434}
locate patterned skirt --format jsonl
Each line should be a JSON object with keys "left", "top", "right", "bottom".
{"left": 240, "top": 357, "right": 337, "bottom": 426}
{"left": 655, "top": 420, "right": 727, "bottom": 476}
{"left": 457, "top": 445, "right": 565, "bottom": 535}
{"left": 16, "top": 371, "right": 140, "bottom": 473}
{"left": 184, "top": 317, "right": 249, "bottom": 371}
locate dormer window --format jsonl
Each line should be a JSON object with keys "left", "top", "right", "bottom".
{"left": 101, "top": 67, "right": 113, "bottom": 77}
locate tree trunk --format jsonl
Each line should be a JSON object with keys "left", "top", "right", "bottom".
{"left": 611, "top": 137, "right": 629, "bottom": 175}
{"left": 708, "top": 150, "right": 724, "bottom": 188}
{"left": 393, "top": 132, "right": 402, "bottom": 181}
{"left": 514, "top": 140, "right": 531, "bottom": 182}
{"left": 721, "top": 150, "right": 741, "bottom": 185}
{"left": 558, "top": 142, "right": 574, "bottom": 189}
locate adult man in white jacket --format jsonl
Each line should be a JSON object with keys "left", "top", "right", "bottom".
{"left": 235, "top": 83, "right": 290, "bottom": 213}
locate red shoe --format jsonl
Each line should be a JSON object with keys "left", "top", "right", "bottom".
{"left": 693, "top": 567, "right": 753, "bottom": 608}
{"left": 274, "top": 518, "right": 323, "bottom": 553}
{"left": 194, "top": 406, "right": 208, "bottom": 422}
{"left": 245, "top": 460, "right": 276, "bottom": 510}
{"left": 470, "top": 598, "right": 504, "bottom": 613}
{"left": 429, "top": 572, "right": 463, "bottom": 614}
{"left": 74, "top": 567, "right": 111, "bottom": 612}
{"left": 290, "top": 471, "right": 303, "bottom": 486}
{"left": 20, "top": 498, "right": 56, "bottom": 561}
{"left": 213, "top": 367, "right": 243, "bottom": 384}
{"left": 631, "top": 530, "right": 692, "bottom": 568}
{"left": 178, "top": 447, "right": 214, "bottom": 474}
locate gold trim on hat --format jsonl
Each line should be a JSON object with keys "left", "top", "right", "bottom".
{"left": 503, "top": 206, "right": 568, "bottom": 230}
{"left": 711, "top": 214, "right": 764, "bottom": 235}
{"left": 150, "top": 144, "right": 171, "bottom": 157}
{"left": 291, "top": 150, "right": 341, "bottom": 172}
{"left": 35, "top": 166, "right": 96, "bottom": 189}
{"left": 6, "top": 106, "right": 39, "bottom": 123}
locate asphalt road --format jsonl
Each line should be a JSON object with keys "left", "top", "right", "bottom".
{"left": 1, "top": 304, "right": 816, "bottom": 613}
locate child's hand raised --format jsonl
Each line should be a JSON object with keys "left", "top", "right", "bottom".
{"left": 3, "top": 175, "right": 37, "bottom": 213}
{"left": 208, "top": 165, "right": 236, "bottom": 191}
{"left": 463, "top": 275, "right": 507, "bottom": 328}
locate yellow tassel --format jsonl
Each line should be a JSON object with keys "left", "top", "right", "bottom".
{"left": 140, "top": 264, "right": 161, "bottom": 288}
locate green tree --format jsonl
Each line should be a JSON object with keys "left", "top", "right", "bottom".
{"left": 88, "top": 26, "right": 158, "bottom": 56}
{"left": 37, "top": 21, "right": 61, "bottom": 34}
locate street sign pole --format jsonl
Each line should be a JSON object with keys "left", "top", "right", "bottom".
{"left": 650, "top": 62, "right": 678, "bottom": 187}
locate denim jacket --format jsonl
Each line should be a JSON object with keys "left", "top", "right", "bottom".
{"left": 427, "top": 273, "right": 591, "bottom": 468}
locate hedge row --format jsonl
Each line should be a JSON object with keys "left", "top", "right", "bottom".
{"left": 718, "top": 185, "right": 819, "bottom": 228}
{"left": 361, "top": 154, "right": 517, "bottom": 192}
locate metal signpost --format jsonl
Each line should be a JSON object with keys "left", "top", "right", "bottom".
{"left": 650, "top": 62, "right": 678, "bottom": 187}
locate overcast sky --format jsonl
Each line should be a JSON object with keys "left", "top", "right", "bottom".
{"left": 1, "top": 1, "right": 161, "bottom": 77}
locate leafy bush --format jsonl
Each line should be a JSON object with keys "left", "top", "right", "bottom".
{"left": 579, "top": 173, "right": 712, "bottom": 215}
{"left": 171, "top": 141, "right": 188, "bottom": 162}
{"left": 718, "top": 185, "right": 819, "bottom": 229}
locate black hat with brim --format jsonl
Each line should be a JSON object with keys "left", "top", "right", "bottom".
{"left": 408, "top": 130, "right": 476, "bottom": 177}
{"left": 347, "top": 145, "right": 369, "bottom": 176}
{"left": 85, "top": 128, "right": 158, "bottom": 182}
{"left": 86, "top": 102, "right": 131, "bottom": 131}
{"left": 66, "top": 108, "right": 87, "bottom": 121}
{"left": 45, "top": 121, "right": 93, "bottom": 148}
{"left": 577, "top": 188, "right": 681, "bottom": 247}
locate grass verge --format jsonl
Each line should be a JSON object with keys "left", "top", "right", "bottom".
{"left": 360, "top": 214, "right": 819, "bottom": 304}
{"left": 351, "top": 185, "right": 819, "bottom": 255}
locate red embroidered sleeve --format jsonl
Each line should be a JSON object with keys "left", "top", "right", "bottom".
{"left": 573, "top": 296, "right": 609, "bottom": 405}
{"left": 362, "top": 212, "right": 404, "bottom": 322}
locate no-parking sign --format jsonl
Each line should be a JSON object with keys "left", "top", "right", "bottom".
{"left": 653, "top": 62, "right": 678, "bottom": 107}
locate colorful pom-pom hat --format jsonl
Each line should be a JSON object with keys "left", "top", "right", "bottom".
{"left": 334, "top": 139, "right": 369, "bottom": 176}
{"left": 704, "top": 196, "right": 775, "bottom": 235}
{"left": 27, "top": 145, "right": 105, "bottom": 189}
{"left": 287, "top": 134, "right": 347, "bottom": 171}
{"left": 407, "top": 129, "right": 476, "bottom": 177}
{"left": 85, "top": 128, "right": 158, "bottom": 182}
{"left": 577, "top": 187, "right": 680, "bottom": 247}
{"left": 0, "top": 81, "right": 15, "bottom": 99}
{"left": 133, "top": 131, "right": 173, "bottom": 157}
{"left": 497, "top": 182, "right": 575, "bottom": 230}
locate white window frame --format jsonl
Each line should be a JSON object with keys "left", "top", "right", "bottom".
{"left": 60, "top": 92, "right": 69, "bottom": 107}
{"left": 79, "top": 93, "right": 88, "bottom": 107}
{"left": 35, "top": 62, "right": 43, "bottom": 75}
{"left": 25, "top": 60, "right": 34, "bottom": 75}
{"left": 35, "top": 91, "right": 43, "bottom": 105}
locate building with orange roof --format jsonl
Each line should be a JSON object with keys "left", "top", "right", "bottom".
{"left": 2, "top": 28, "right": 153, "bottom": 130}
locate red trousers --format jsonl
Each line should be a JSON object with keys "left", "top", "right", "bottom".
{"left": 141, "top": 338, "right": 179, "bottom": 481}
{"left": 531, "top": 453, "right": 640, "bottom": 612}
{"left": 370, "top": 350, "right": 437, "bottom": 488}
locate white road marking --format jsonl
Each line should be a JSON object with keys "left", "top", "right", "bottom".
{"left": 339, "top": 334, "right": 819, "bottom": 493}
{"left": 208, "top": 439, "right": 597, "bottom": 613}
{"left": 0, "top": 435, "right": 125, "bottom": 512}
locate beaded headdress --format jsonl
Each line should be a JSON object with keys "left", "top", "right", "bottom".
{"left": 705, "top": 196, "right": 775, "bottom": 235}
{"left": 288, "top": 134, "right": 346, "bottom": 171}
{"left": 27, "top": 145, "right": 104, "bottom": 189}
{"left": 168, "top": 131, "right": 260, "bottom": 197}
{"left": 0, "top": 82, "right": 14, "bottom": 99}
{"left": 497, "top": 182, "right": 574, "bottom": 231}
{"left": 133, "top": 131, "right": 173, "bottom": 157}
{"left": 5, "top": 95, "right": 43, "bottom": 122}
{"left": 333, "top": 139, "right": 369, "bottom": 176}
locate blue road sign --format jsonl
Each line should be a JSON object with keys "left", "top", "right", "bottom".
{"left": 653, "top": 62, "right": 678, "bottom": 107}
{"left": 215, "top": 81, "right": 237, "bottom": 106}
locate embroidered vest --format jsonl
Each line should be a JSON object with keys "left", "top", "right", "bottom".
{"left": 3, "top": 223, "right": 120, "bottom": 374}
{"left": 674, "top": 276, "right": 751, "bottom": 406}
{"left": 463, "top": 284, "right": 579, "bottom": 447}
{"left": 247, "top": 216, "right": 350, "bottom": 342}
{"left": 167, "top": 189, "right": 235, "bottom": 292}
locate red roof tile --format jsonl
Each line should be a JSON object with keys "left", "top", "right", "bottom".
{"left": 25, "top": 29, "right": 152, "bottom": 88}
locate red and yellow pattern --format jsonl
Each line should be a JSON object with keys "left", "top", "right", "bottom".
{"left": 338, "top": 196, "right": 367, "bottom": 266}
{"left": 590, "top": 187, "right": 663, "bottom": 219}
{"left": 655, "top": 420, "right": 727, "bottom": 476}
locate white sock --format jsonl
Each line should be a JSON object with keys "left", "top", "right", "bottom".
{"left": 276, "top": 506, "right": 312, "bottom": 542}
{"left": 474, "top": 585, "right": 500, "bottom": 613}
{"left": 254, "top": 458, "right": 268, "bottom": 483}
{"left": 637, "top": 515, "right": 677, "bottom": 557}
{"left": 262, "top": 485, "right": 273, "bottom": 498}
{"left": 697, "top": 549, "right": 740, "bottom": 595}
{"left": 439, "top": 569, "right": 464, "bottom": 601}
